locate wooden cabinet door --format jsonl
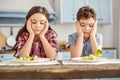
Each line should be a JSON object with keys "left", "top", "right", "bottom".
{"left": 61, "top": 0, "right": 86, "bottom": 23}
{"left": 89, "top": 0, "right": 111, "bottom": 24}
{"left": 74, "top": 0, "right": 87, "bottom": 21}
{"left": 55, "top": 0, "right": 111, "bottom": 24}
{"left": 0, "top": 54, "right": 14, "bottom": 61}
{"left": 102, "top": 49, "right": 116, "bottom": 59}
{"left": 61, "top": 0, "right": 75, "bottom": 23}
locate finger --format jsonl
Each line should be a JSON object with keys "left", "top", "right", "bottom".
{"left": 77, "top": 21, "right": 82, "bottom": 31}
{"left": 76, "top": 22, "right": 79, "bottom": 32}
{"left": 27, "top": 19, "right": 34, "bottom": 34}
{"left": 27, "top": 19, "right": 30, "bottom": 30}
{"left": 46, "top": 20, "right": 49, "bottom": 26}
{"left": 75, "top": 21, "right": 79, "bottom": 29}
{"left": 93, "top": 20, "right": 97, "bottom": 28}
{"left": 45, "top": 21, "right": 49, "bottom": 30}
{"left": 76, "top": 21, "right": 80, "bottom": 27}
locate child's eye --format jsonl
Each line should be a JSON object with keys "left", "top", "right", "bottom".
{"left": 40, "top": 22, "right": 45, "bottom": 25}
{"left": 31, "top": 21, "right": 36, "bottom": 24}
{"left": 89, "top": 25, "right": 93, "bottom": 27}
{"left": 80, "top": 24, "right": 85, "bottom": 27}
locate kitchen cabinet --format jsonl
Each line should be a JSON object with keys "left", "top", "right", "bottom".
{"left": 0, "top": 0, "right": 57, "bottom": 24}
{"left": 89, "top": 0, "right": 112, "bottom": 24}
{"left": 55, "top": 0, "right": 111, "bottom": 24}
{"left": 102, "top": 48, "right": 116, "bottom": 59}
{"left": 62, "top": 0, "right": 75, "bottom": 23}
{"left": 62, "top": 52, "right": 71, "bottom": 60}
{"left": 0, "top": 11, "right": 56, "bottom": 24}
{"left": 56, "top": 52, "right": 71, "bottom": 60}
{"left": 0, "top": 53, "right": 14, "bottom": 61}
{"left": 0, "top": 11, "right": 27, "bottom": 24}
{"left": 61, "top": 0, "right": 87, "bottom": 23}
{"left": 55, "top": 0, "right": 86, "bottom": 23}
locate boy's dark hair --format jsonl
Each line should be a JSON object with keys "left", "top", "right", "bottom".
{"left": 77, "top": 6, "right": 97, "bottom": 21}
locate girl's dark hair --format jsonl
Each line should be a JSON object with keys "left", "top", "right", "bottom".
{"left": 13, "top": 6, "right": 53, "bottom": 56}
{"left": 16, "top": 6, "right": 52, "bottom": 41}
{"left": 77, "top": 6, "right": 97, "bottom": 21}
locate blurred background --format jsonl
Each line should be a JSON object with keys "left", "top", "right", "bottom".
{"left": 0, "top": 0, "right": 119, "bottom": 61}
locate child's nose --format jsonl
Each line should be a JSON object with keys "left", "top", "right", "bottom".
{"left": 85, "top": 26, "right": 89, "bottom": 31}
{"left": 36, "top": 23, "right": 41, "bottom": 28}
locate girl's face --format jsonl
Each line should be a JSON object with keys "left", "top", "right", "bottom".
{"left": 30, "top": 13, "right": 47, "bottom": 35}
{"left": 79, "top": 18, "right": 95, "bottom": 39}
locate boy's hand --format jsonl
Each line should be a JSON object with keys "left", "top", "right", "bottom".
{"left": 76, "top": 21, "right": 83, "bottom": 37}
{"left": 90, "top": 21, "right": 97, "bottom": 37}
{"left": 27, "top": 19, "right": 35, "bottom": 36}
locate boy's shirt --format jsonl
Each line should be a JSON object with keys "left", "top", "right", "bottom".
{"left": 68, "top": 32, "right": 102, "bottom": 56}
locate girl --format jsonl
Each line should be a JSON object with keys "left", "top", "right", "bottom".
{"left": 68, "top": 6, "right": 102, "bottom": 57}
{"left": 14, "top": 6, "right": 58, "bottom": 60}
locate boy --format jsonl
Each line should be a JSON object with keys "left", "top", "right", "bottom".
{"left": 68, "top": 6, "right": 102, "bottom": 57}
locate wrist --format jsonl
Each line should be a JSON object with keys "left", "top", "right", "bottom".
{"left": 39, "top": 34, "right": 45, "bottom": 40}
{"left": 29, "top": 34, "right": 35, "bottom": 39}
{"left": 29, "top": 32, "right": 35, "bottom": 36}
{"left": 78, "top": 33, "right": 83, "bottom": 38}
{"left": 90, "top": 35, "right": 96, "bottom": 40}
{"left": 78, "top": 35, "right": 83, "bottom": 43}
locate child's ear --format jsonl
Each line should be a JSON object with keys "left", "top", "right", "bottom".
{"left": 76, "top": 21, "right": 80, "bottom": 23}
{"left": 95, "top": 20, "right": 97, "bottom": 23}
{"left": 93, "top": 20, "right": 97, "bottom": 26}
{"left": 75, "top": 21, "right": 77, "bottom": 23}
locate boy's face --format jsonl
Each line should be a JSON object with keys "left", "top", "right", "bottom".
{"left": 79, "top": 18, "right": 95, "bottom": 39}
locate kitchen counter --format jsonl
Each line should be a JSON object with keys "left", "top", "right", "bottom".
{"left": 59, "top": 47, "right": 117, "bottom": 52}
{"left": 0, "top": 61, "right": 120, "bottom": 79}
{"left": 0, "top": 50, "right": 15, "bottom": 54}
{"left": 0, "top": 47, "right": 115, "bottom": 53}
{"left": 102, "top": 47, "right": 116, "bottom": 50}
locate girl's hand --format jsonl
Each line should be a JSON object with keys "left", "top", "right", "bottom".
{"left": 90, "top": 21, "right": 97, "bottom": 37}
{"left": 27, "top": 19, "right": 35, "bottom": 36}
{"left": 39, "top": 20, "right": 49, "bottom": 37}
{"left": 76, "top": 21, "right": 83, "bottom": 37}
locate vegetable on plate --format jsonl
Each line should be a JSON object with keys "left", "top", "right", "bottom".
{"left": 20, "top": 55, "right": 39, "bottom": 61}
{"left": 81, "top": 49, "right": 102, "bottom": 60}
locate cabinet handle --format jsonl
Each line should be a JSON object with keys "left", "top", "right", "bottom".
{"left": 99, "top": 18, "right": 103, "bottom": 21}
{"left": 106, "top": 51, "right": 108, "bottom": 54}
{"left": 98, "top": 18, "right": 100, "bottom": 21}
{"left": 0, "top": 56, "right": 4, "bottom": 58}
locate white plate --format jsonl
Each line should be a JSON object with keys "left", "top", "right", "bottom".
{"left": 70, "top": 57, "right": 100, "bottom": 63}
{"left": 12, "top": 58, "right": 50, "bottom": 63}
{"left": 7, "top": 36, "right": 16, "bottom": 47}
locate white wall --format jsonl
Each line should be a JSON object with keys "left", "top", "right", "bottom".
{"left": 0, "top": 0, "right": 54, "bottom": 13}
{"left": 112, "top": 0, "right": 120, "bottom": 58}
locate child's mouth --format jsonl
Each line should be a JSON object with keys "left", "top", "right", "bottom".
{"left": 84, "top": 32, "right": 89, "bottom": 35}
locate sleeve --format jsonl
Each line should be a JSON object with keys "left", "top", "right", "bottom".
{"left": 68, "top": 33, "right": 77, "bottom": 47}
{"left": 48, "top": 31, "right": 58, "bottom": 52}
{"left": 96, "top": 33, "right": 103, "bottom": 47}
{"left": 16, "top": 33, "right": 28, "bottom": 54}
